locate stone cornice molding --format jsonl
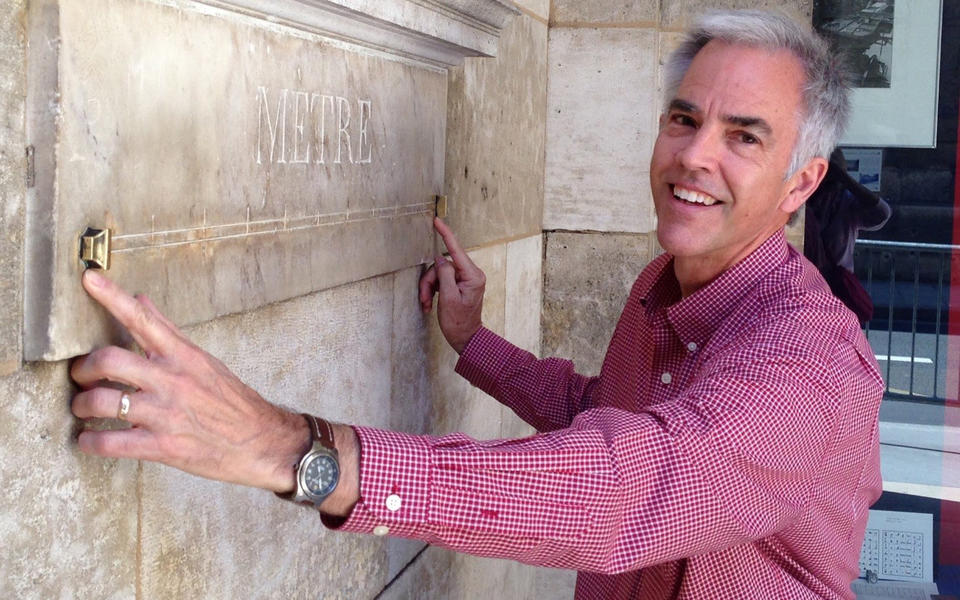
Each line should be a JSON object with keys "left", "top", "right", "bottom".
{"left": 198, "top": 0, "right": 520, "bottom": 66}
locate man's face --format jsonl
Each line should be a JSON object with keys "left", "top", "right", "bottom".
{"left": 650, "top": 40, "right": 811, "bottom": 278}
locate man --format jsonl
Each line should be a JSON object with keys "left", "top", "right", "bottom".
{"left": 70, "top": 10, "right": 884, "bottom": 599}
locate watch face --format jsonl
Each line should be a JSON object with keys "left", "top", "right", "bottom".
{"left": 301, "top": 453, "right": 339, "bottom": 499}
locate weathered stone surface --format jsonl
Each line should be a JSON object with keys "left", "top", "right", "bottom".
{"left": 660, "top": 0, "right": 812, "bottom": 28}
{"left": 550, "top": 0, "right": 657, "bottom": 25}
{"left": 139, "top": 275, "right": 397, "bottom": 598}
{"left": 212, "top": 0, "right": 521, "bottom": 64}
{"left": 379, "top": 545, "right": 575, "bottom": 599}
{"left": 25, "top": 0, "right": 445, "bottom": 361}
{"left": 391, "top": 265, "right": 433, "bottom": 436}
{"left": 535, "top": 566, "right": 579, "bottom": 598}
{"left": 444, "top": 14, "right": 547, "bottom": 249}
{"left": 543, "top": 231, "right": 660, "bottom": 375}
{"left": 543, "top": 27, "right": 659, "bottom": 234}
{"left": 504, "top": 234, "right": 543, "bottom": 355}
{"left": 513, "top": 0, "right": 550, "bottom": 21}
{"left": 427, "top": 243, "right": 506, "bottom": 439}
{"left": 657, "top": 30, "right": 686, "bottom": 103}
{"left": 501, "top": 233, "right": 542, "bottom": 439}
{"left": 0, "top": 0, "right": 24, "bottom": 376}
{"left": 0, "top": 362, "right": 138, "bottom": 600}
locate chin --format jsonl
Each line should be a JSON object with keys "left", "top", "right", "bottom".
{"left": 656, "top": 227, "right": 695, "bottom": 257}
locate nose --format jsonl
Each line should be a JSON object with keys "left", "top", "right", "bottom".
{"left": 675, "top": 125, "right": 720, "bottom": 173}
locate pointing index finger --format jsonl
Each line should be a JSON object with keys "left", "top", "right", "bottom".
{"left": 82, "top": 270, "right": 178, "bottom": 356}
{"left": 434, "top": 218, "right": 480, "bottom": 276}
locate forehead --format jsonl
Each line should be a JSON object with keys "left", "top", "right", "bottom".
{"left": 675, "top": 40, "right": 805, "bottom": 133}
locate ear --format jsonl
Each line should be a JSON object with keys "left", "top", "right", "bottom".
{"left": 779, "top": 156, "right": 829, "bottom": 213}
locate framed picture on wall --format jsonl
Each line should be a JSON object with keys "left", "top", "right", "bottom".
{"left": 813, "top": 0, "right": 943, "bottom": 148}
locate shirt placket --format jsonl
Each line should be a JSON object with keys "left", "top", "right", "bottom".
{"left": 648, "top": 311, "right": 682, "bottom": 406}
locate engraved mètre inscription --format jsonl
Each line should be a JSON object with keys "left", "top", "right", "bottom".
{"left": 256, "top": 86, "right": 373, "bottom": 166}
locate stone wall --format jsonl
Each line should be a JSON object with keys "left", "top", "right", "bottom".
{"left": 542, "top": 0, "right": 812, "bottom": 372}
{"left": 0, "top": 1, "right": 565, "bottom": 599}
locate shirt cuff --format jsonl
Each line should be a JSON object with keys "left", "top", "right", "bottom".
{"left": 454, "top": 327, "right": 532, "bottom": 398}
{"left": 321, "top": 426, "right": 432, "bottom": 538}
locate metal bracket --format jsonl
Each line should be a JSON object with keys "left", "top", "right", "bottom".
{"left": 434, "top": 195, "right": 448, "bottom": 218}
{"left": 79, "top": 227, "right": 111, "bottom": 270}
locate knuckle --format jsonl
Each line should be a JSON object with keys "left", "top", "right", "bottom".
{"left": 131, "top": 304, "right": 156, "bottom": 332}
{"left": 91, "top": 346, "right": 126, "bottom": 371}
{"left": 92, "top": 388, "right": 115, "bottom": 414}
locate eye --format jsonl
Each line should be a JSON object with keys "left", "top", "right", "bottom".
{"left": 737, "top": 132, "right": 759, "bottom": 145}
{"left": 670, "top": 113, "right": 697, "bottom": 127}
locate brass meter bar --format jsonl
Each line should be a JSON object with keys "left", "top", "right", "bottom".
{"left": 79, "top": 227, "right": 111, "bottom": 270}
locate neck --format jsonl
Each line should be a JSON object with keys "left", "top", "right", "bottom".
{"left": 673, "top": 229, "right": 783, "bottom": 297}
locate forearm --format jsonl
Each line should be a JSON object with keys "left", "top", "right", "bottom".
{"left": 324, "top": 415, "right": 733, "bottom": 574}
{"left": 456, "top": 327, "right": 598, "bottom": 432}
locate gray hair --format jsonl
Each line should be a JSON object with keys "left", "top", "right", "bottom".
{"left": 663, "top": 10, "right": 850, "bottom": 178}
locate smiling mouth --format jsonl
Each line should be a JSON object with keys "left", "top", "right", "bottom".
{"left": 672, "top": 185, "right": 720, "bottom": 206}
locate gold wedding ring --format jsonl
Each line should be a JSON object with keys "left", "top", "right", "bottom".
{"left": 117, "top": 392, "right": 131, "bottom": 420}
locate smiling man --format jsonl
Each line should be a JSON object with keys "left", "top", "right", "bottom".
{"left": 71, "top": 10, "right": 884, "bottom": 600}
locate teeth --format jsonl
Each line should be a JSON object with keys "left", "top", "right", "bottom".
{"left": 674, "top": 186, "right": 718, "bottom": 206}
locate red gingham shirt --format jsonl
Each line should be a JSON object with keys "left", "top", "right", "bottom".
{"left": 329, "top": 231, "right": 884, "bottom": 599}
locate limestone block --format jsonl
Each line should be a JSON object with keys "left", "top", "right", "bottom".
{"left": 543, "top": 27, "right": 659, "bottom": 234}
{"left": 391, "top": 265, "right": 433, "bottom": 436}
{"left": 550, "top": 0, "right": 658, "bottom": 25}
{"left": 380, "top": 545, "right": 577, "bottom": 599}
{"left": 427, "top": 243, "right": 506, "bottom": 440}
{"left": 139, "top": 276, "right": 397, "bottom": 598}
{"left": 660, "top": 0, "right": 812, "bottom": 29}
{"left": 215, "top": 0, "right": 521, "bottom": 63}
{"left": 512, "top": 0, "right": 550, "bottom": 22}
{"left": 0, "top": 0, "right": 25, "bottom": 376}
{"left": 657, "top": 30, "right": 686, "bottom": 110}
{"left": 0, "top": 362, "right": 138, "bottom": 600}
{"left": 501, "top": 233, "right": 542, "bottom": 439}
{"left": 542, "top": 231, "right": 659, "bottom": 376}
{"left": 24, "top": 0, "right": 447, "bottom": 361}
{"left": 444, "top": 15, "right": 547, "bottom": 249}
{"left": 504, "top": 234, "right": 543, "bottom": 355}
{"left": 535, "top": 566, "right": 579, "bottom": 598}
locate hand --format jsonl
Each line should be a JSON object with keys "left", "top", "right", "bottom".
{"left": 418, "top": 218, "right": 485, "bottom": 354}
{"left": 70, "top": 270, "right": 310, "bottom": 493}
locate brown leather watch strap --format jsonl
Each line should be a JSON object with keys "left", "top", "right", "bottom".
{"left": 303, "top": 413, "right": 336, "bottom": 451}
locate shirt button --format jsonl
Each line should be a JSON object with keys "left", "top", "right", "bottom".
{"left": 661, "top": 372, "right": 672, "bottom": 385}
{"left": 373, "top": 525, "right": 390, "bottom": 537}
{"left": 687, "top": 342, "right": 698, "bottom": 352}
{"left": 385, "top": 494, "right": 402, "bottom": 512}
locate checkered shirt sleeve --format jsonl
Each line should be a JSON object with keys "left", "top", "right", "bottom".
{"left": 326, "top": 329, "right": 878, "bottom": 580}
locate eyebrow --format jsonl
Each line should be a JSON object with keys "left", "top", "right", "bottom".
{"left": 668, "top": 98, "right": 773, "bottom": 137}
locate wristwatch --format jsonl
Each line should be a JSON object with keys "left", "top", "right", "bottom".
{"left": 276, "top": 413, "right": 340, "bottom": 506}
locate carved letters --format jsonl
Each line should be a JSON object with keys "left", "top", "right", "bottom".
{"left": 256, "top": 86, "right": 373, "bottom": 166}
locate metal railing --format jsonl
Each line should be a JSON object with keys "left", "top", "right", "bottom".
{"left": 855, "top": 239, "right": 958, "bottom": 404}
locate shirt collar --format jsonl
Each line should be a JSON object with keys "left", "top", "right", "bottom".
{"left": 641, "top": 230, "right": 791, "bottom": 344}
